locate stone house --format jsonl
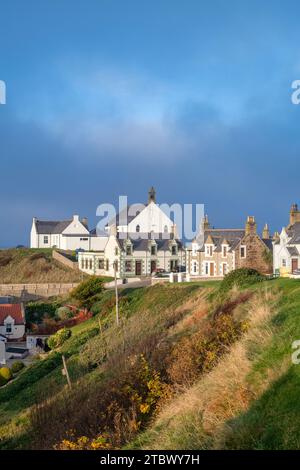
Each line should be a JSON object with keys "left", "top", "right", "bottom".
{"left": 187, "top": 215, "right": 273, "bottom": 278}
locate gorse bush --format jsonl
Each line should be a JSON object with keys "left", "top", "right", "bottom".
{"left": 0, "top": 367, "right": 12, "bottom": 385}
{"left": 47, "top": 328, "right": 72, "bottom": 350}
{"left": 71, "top": 276, "right": 104, "bottom": 309}
{"left": 11, "top": 361, "right": 25, "bottom": 374}
{"left": 218, "top": 268, "right": 266, "bottom": 295}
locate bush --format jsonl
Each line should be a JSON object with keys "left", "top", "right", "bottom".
{"left": 0, "top": 375, "right": 8, "bottom": 387}
{"left": 219, "top": 268, "right": 265, "bottom": 295}
{"left": 0, "top": 367, "right": 12, "bottom": 383}
{"left": 56, "top": 307, "right": 74, "bottom": 321}
{"left": 47, "top": 328, "right": 72, "bottom": 350}
{"left": 11, "top": 361, "right": 25, "bottom": 374}
{"left": 71, "top": 276, "right": 104, "bottom": 309}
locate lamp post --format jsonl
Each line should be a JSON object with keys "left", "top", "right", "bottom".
{"left": 113, "top": 260, "right": 119, "bottom": 326}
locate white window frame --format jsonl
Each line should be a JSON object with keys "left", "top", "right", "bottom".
{"left": 205, "top": 244, "right": 213, "bottom": 257}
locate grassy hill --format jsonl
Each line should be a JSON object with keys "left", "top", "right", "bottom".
{"left": 1, "top": 277, "right": 300, "bottom": 450}
{"left": 0, "top": 248, "right": 85, "bottom": 283}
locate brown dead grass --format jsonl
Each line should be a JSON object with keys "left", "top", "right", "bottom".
{"left": 137, "top": 287, "right": 287, "bottom": 450}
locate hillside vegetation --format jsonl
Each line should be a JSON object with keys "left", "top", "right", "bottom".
{"left": 0, "top": 248, "right": 85, "bottom": 283}
{"left": 1, "top": 275, "right": 300, "bottom": 450}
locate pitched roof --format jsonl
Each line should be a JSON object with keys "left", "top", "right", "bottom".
{"left": 35, "top": 220, "right": 72, "bottom": 234}
{"left": 0, "top": 304, "right": 24, "bottom": 325}
{"left": 287, "top": 246, "right": 299, "bottom": 256}
{"left": 117, "top": 234, "right": 183, "bottom": 252}
{"left": 202, "top": 229, "right": 245, "bottom": 252}
{"left": 262, "top": 238, "right": 274, "bottom": 252}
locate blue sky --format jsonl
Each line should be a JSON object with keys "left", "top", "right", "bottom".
{"left": 1, "top": 0, "right": 300, "bottom": 246}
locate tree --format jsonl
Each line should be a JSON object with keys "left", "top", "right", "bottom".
{"left": 71, "top": 276, "right": 104, "bottom": 310}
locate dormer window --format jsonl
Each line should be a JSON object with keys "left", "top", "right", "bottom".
{"left": 6, "top": 323, "right": 12, "bottom": 334}
{"left": 136, "top": 225, "right": 140, "bottom": 232}
{"left": 205, "top": 245, "right": 213, "bottom": 257}
{"left": 171, "top": 244, "right": 177, "bottom": 256}
{"left": 222, "top": 245, "right": 228, "bottom": 257}
{"left": 151, "top": 244, "right": 157, "bottom": 256}
{"left": 126, "top": 245, "right": 132, "bottom": 256}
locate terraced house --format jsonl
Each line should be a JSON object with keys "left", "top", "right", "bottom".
{"left": 187, "top": 215, "right": 273, "bottom": 278}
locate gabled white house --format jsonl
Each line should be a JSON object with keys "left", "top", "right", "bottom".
{"left": 30, "top": 215, "right": 108, "bottom": 251}
{"left": 0, "top": 304, "right": 25, "bottom": 340}
{"left": 106, "top": 187, "right": 177, "bottom": 237}
{"left": 273, "top": 204, "right": 300, "bottom": 276}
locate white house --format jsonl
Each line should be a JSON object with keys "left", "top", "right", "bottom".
{"left": 30, "top": 215, "right": 108, "bottom": 251}
{"left": 273, "top": 204, "right": 300, "bottom": 276}
{"left": 79, "top": 187, "right": 185, "bottom": 278}
{"left": 0, "top": 304, "right": 26, "bottom": 340}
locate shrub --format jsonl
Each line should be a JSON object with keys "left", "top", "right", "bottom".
{"left": 56, "top": 306, "right": 74, "bottom": 321}
{"left": 219, "top": 268, "right": 265, "bottom": 295}
{"left": 0, "top": 375, "right": 8, "bottom": 387}
{"left": 71, "top": 276, "right": 104, "bottom": 309}
{"left": 11, "top": 361, "right": 25, "bottom": 374}
{"left": 0, "top": 367, "right": 12, "bottom": 383}
{"left": 47, "top": 328, "right": 72, "bottom": 350}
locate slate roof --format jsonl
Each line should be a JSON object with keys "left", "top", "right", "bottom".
{"left": 287, "top": 246, "right": 299, "bottom": 256}
{"left": 262, "top": 238, "right": 274, "bottom": 252}
{"left": 117, "top": 234, "right": 183, "bottom": 252}
{"left": 35, "top": 220, "right": 72, "bottom": 234}
{"left": 0, "top": 304, "right": 24, "bottom": 325}
{"left": 200, "top": 229, "right": 245, "bottom": 252}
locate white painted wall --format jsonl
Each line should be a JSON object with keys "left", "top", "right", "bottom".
{"left": 0, "top": 315, "right": 25, "bottom": 340}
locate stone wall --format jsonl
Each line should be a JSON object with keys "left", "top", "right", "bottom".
{"left": 52, "top": 250, "right": 79, "bottom": 270}
{"left": 235, "top": 234, "right": 272, "bottom": 274}
{"left": 0, "top": 283, "right": 79, "bottom": 301}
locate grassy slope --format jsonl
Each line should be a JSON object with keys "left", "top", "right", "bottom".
{"left": 0, "top": 248, "right": 86, "bottom": 283}
{"left": 0, "top": 283, "right": 205, "bottom": 449}
{"left": 132, "top": 278, "right": 300, "bottom": 450}
{"left": 2, "top": 279, "right": 300, "bottom": 450}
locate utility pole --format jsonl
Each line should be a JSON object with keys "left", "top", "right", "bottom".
{"left": 114, "top": 260, "right": 119, "bottom": 326}
{"left": 62, "top": 355, "right": 72, "bottom": 389}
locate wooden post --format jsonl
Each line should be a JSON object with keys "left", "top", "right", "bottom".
{"left": 62, "top": 355, "right": 72, "bottom": 389}
{"left": 114, "top": 261, "right": 119, "bottom": 326}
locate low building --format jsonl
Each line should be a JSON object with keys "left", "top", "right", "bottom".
{"left": 273, "top": 203, "right": 300, "bottom": 276}
{"left": 0, "top": 304, "right": 26, "bottom": 340}
{"left": 187, "top": 215, "right": 273, "bottom": 278}
{"left": 30, "top": 214, "right": 107, "bottom": 251}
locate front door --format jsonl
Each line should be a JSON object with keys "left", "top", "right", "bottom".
{"left": 135, "top": 260, "right": 142, "bottom": 276}
{"left": 210, "top": 262, "right": 214, "bottom": 276}
{"left": 151, "top": 260, "right": 156, "bottom": 273}
{"left": 292, "top": 258, "right": 298, "bottom": 273}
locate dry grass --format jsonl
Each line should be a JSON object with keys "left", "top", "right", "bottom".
{"left": 0, "top": 249, "right": 84, "bottom": 283}
{"left": 133, "top": 287, "right": 288, "bottom": 450}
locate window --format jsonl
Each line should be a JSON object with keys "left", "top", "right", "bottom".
{"left": 85, "top": 259, "right": 89, "bottom": 269}
{"left": 193, "top": 261, "right": 198, "bottom": 274}
{"left": 282, "top": 259, "right": 287, "bottom": 267}
{"left": 6, "top": 323, "right": 12, "bottom": 334}
{"left": 222, "top": 245, "right": 228, "bottom": 257}
{"left": 115, "top": 247, "right": 118, "bottom": 256}
{"left": 43, "top": 236, "right": 49, "bottom": 244}
{"left": 136, "top": 225, "right": 140, "bottom": 232}
{"left": 151, "top": 245, "right": 156, "bottom": 256}
{"left": 89, "top": 259, "right": 93, "bottom": 270}
{"left": 81, "top": 258, "right": 84, "bottom": 269}
{"left": 171, "top": 245, "right": 177, "bottom": 255}
{"left": 98, "top": 259, "right": 104, "bottom": 270}
{"left": 106, "top": 259, "right": 109, "bottom": 271}
{"left": 126, "top": 245, "right": 132, "bottom": 256}
{"left": 240, "top": 246, "right": 246, "bottom": 258}
{"left": 205, "top": 262, "right": 209, "bottom": 275}
{"left": 205, "top": 245, "right": 213, "bottom": 257}
{"left": 80, "top": 237, "right": 89, "bottom": 241}
{"left": 125, "top": 261, "right": 132, "bottom": 272}
{"left": 164, "top": 225, "right": 168, "bottom": 233}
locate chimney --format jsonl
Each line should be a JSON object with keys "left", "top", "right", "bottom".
{"left": 289, "top": 203, "right": 300, "bottom": 226}
{"left": 245, "top": 216, "right": 257, "bottom": 235}
{"left": 273, "top": 231, "right": 280, "bottom": 242}
{"left": 262, "top": 223, "right": 270, "bottom": 239}
{"left": 202, "top": 214, "right": 210, "bottom": 231}
{"left": 82, "top": 217, "right": 88, "bottom": 228}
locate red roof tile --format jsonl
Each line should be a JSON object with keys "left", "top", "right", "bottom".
{"left": 0, "top": 304, "right": 24, "bottom": 325}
